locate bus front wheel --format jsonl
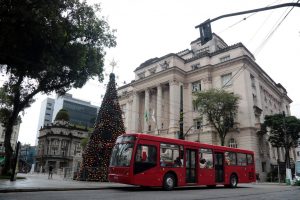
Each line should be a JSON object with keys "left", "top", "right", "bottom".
{"left": 229, "top": 174, "right": 238, "bottom": 188}
{"left": 163, "top": 173, "right": 176, "bottom": 191}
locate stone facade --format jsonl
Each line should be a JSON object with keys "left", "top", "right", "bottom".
{"left": 0, "top": 120, "right": 21, "bottom": 155}
{"left": 117, "top": 34, "right": 295, "bottom": 181}
{"left": 35, "top": 120, "right": 88, "bottom": 177}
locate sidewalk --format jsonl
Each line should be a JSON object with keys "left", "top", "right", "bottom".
{"left": 0, "top": 173, "right": 130, "bottom": 193}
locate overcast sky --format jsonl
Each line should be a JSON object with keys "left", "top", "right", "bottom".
{"left": 17, "top": 0, "right": 300, "bottom": 145}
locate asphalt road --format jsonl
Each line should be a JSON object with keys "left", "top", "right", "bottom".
{"left": 1, "top": 184, "right": 300, "bottom": 200}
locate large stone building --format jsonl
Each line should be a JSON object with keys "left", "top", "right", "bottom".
{"left": 117, "top": 33, "right": 295, "bottom": 180}
{"left": 35, "top": 117, "right": 88, "bottom": 176}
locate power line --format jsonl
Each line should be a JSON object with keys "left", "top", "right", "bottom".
{"left": 254, "top": 0, "right": 299, "bottom": 55}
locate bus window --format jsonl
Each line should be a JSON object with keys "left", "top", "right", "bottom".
{"left": 160, "top": 143, "right": 182, "bottom": 167}
{"left": 225, "top": 152, "right": 237, "bottom": 166}
{"left": 237, "top": 153, "right": 247, "bottom": 166}
{"left": 247, "top": 154, "right": 254, "bottom": 165}
{"left": 199, "top": 148, "right": 213, "bottom": 169}
{"left": 134, "top": 145, "right": 157, "bottom": 174}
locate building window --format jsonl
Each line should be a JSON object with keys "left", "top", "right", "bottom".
{"left": 137, "top": 72, "right": 145, "bottom": 79}
{"left": 193, "top": 119, "right": 202, "bottom": 129}
{"left": 191, "top": 63, "right": 200, "bottom": 70}
{"left": 47, "top": 103, "right": 52, "bottom": 106}
{"left": 262, "top": 162, "right": 266, "bottom": 172}
{"left": 192, "top": 81, "right": 201, "bottom": 92}
{"left": 250, "top": 74, "right": 256, "bottom": 89}
{"left": 228, "top": 138, "right": 237, "bottom": 148}
{"left": 200, "top": 46, "right": 210, "bottom": 53}
{"left": 253, "top": 94, "right": 257, "bottom": 105}
{"left": 220, "top": 55, "right": 230, "bottom": 62}
{"left": 221, "top": 73, "right": 232, "bottom": 87}
{"left": 121, "top": 105, "right": 126, "bottom": 119}
{"left": 46, "top": 107, "right": 51, "bottom": 110}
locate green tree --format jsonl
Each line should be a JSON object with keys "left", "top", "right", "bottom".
{"left": 0, "top": 0, "right": 116, "bottom": 175}
{"left": 261, "top": 114, "right": 300, "bottom": 169}
{"left": 78, "top": 73, "right": 125, "bottom": 181}
{"left": 193, "top": 89, "right": 240, "bottom": 146}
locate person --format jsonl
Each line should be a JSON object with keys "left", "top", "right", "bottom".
{"left": 174, "top": 157, "right": 182, "bottom": 167}
{"left": 48, "top": 165, "right": 53, "bottom": 179}
{"left": 200, "top": 158, "right": 207, "bottom": 168}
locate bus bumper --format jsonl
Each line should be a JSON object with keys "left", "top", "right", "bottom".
{"left": 108, "top": 174, "right": 131, "bottom": 184}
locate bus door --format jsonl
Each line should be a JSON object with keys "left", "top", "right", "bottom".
{"left": 185, "top": 149, "right": 197, "bottom": 183}
{"left": 215, "top": 152, "right": 224, "bottom": 183}
{"left": 199, "top": 148, "right": 215, "bottom": 185}
{"left": 133, "top": 140, "right": 158, "bottom": 186}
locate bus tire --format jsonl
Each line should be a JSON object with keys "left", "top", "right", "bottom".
{"left": 229, "top": 174, "right": 238, "bottom": 188}
{"left": 163, "top": 173, "right": 176, "bottom": 191}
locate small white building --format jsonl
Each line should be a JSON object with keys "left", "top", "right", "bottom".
{"left": 35, "top": 119, "right": 88, "bottom": 177}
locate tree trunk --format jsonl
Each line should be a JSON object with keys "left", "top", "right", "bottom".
{"left": 220, "top": 134, "right": 225, "bottom": 146}
{"left": 285, "top": 147, "right": 290, "bottom": 169}
{"left": 2, "top": 116, "right": 16, "bottom": 175}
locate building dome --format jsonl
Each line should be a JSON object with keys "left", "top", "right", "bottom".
{"left": 54, "top": 109, "right": 70, "bottom": 122}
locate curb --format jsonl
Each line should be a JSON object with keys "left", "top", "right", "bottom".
{"left": 0, "top": 185, "right": 133, "bottom": 193}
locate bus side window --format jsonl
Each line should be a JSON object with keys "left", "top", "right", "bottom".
{"left": 225, "top": 152, "right": 237, "bottom": 165}
{"left": 134, "top": 144, "right": 157, "bottom": 174}
{"left": 247, "top": 154, "right": 253, "bottom": 165}
{"left": 237, "top": 153, "right": 247, "bottom": 166}
{"left": 199, "top": 148, "right": 213, "bottom": 169}
{"left": 160, "top": 143, "right": 182, "bottom": 167}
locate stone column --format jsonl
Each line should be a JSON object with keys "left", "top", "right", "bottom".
{"left": 47, "top": 139, "right": 51, "bottom": 155}
{"left": 186, "top": 83, "right": 194, "bottom": 130}
{"left": 131, "top": 91, "right": 139, "bottom": 132}
{"left": 125, "top": 102, "right": 130, "bottom": 131}
{"left": 156, "top": 84, "right": 162, "bottom": 134}
{"left": 58, "top": 139, "right": 62, "bottom": 156}
{"left": 144, "top": 88, "right": 150, "bottom": 133}
{"left": 169, "top": 80, "right": 180, "bottom": 134}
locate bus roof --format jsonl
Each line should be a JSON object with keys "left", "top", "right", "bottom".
{"left": 121, "top": 133, "right": 254, "bottom": 154}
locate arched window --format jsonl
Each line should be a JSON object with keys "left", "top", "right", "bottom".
{"left": 228, "top": 138, "right": 237, "bottom": 148}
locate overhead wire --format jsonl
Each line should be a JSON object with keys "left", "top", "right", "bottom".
{"left": 217, "top": 0, "right": 282, "bottom": 35}
{"left": 254, "top": 0, "right": 299, "bottom": 55}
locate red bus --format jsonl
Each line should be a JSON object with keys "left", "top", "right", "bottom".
{"left": 109, "top": 133, "right": 255, "bottom": 190}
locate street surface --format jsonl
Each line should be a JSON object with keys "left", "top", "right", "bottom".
{"left": 1, "top": 184, "right": 299, "bottom": 200}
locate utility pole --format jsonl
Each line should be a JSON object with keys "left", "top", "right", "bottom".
{"left": 195, "top": 3, "right": 300, "bottom": 45}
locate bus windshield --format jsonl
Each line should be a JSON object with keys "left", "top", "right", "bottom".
{"left": 110, "top": 142, "right": 134, "bottom": 167}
